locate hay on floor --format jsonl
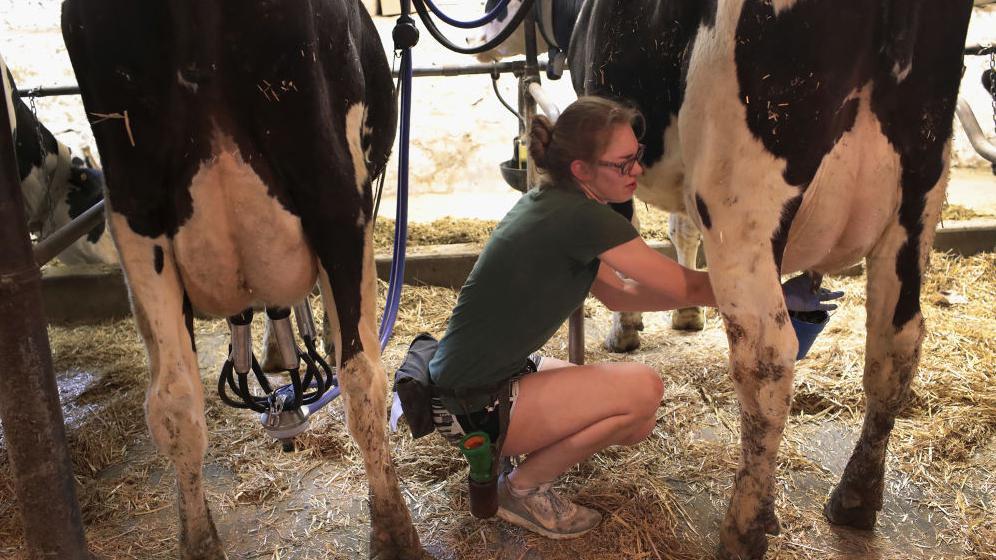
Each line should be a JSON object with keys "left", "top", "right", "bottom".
{"left": 0, "top": 251, "right": 993, "bottom": 559}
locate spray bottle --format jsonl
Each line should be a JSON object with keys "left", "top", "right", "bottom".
{"left": 459, "top": 431, "right": 498, "bottom": 518}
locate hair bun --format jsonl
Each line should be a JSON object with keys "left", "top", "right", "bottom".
{"left": 528, "top": 115, "right": 555, "bottom": 168}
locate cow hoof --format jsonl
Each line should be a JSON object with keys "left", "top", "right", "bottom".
{"left": 180, "top": 537, "right": 227, "bottom": 560}
{"left": 606, "top": 312, "right": 643, "bottom": 353}
{"left": 370, "top": 538, "right": 432, "bottom": 560}
{"left": 671, "top": 307, "right": 704, "bottom": 331}
{"left": 371, "top": 549, "right": 430, "bottom": 560}
{"left": 761, "top": 508, "right": 781, "bottom": 536}
{"left": 179, "top": 512, "right": 226, "bottom": 560}
{"left": 718, "top": 522, "right": 767, "bottom": 560}
{"left": 370, "top": 518, "right": 428, "bottom": 560}
{"left": 604, "top": 331, "right": 641, "bottom": 353}
{"left": 824, "top": 487, "right": 878, "bottom": 530}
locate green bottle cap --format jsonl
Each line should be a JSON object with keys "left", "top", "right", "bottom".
{"left": 459, "top": 431, "right": 494, "bottom": 483}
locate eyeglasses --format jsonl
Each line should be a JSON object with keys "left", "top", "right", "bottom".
{"left": 596, "top": 144, "right": 645, "bottom": 176}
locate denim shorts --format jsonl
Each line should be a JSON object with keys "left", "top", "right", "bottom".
{"left": 430, "top": 355, "right": 541, "bottom": 446}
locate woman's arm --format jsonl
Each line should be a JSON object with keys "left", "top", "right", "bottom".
{"left": 590, "top": 237, "right": 715, "bottom": 311}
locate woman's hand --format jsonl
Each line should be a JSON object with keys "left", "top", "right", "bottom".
{"left": 781, "top": 274, "right": 845, "bottom": 312}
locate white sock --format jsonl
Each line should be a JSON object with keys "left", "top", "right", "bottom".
{"left": 506, "top": 473, "right": 537, "bottom": 496}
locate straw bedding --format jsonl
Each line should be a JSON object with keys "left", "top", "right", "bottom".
{"left": 0, "top": 214, "right": 993, "bottom": 559}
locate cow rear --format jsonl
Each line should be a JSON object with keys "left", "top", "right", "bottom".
{"left": 678, "top": 2, "right": 973, "bottom": 558}
{"left": 62, "top": 1, "right": 423, "bottom": 558}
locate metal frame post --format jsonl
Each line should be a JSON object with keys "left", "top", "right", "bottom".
{"left": 0, "top": 61, "right": 90, "bottom": 559}
{"left": 520, "top": 8, "right": 540, "bottom": 191}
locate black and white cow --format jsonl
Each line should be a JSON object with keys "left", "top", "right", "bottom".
{"left": 679, "top": 2, "right": 971, "bottom": 556}
{"left": 473, "top": 0, "right": 710, "bottom": 353}
{"left": 3, "top": 54, "right": 115, "bottom": 266}
{"left": 5, "top": 54, "right": 321, "bottom": 377}
{"left": 62, "top": 1, "right": 423, "bottom": 559}
{"left": 485, "top": 1, "right": 974, "bottom": 558}
{"left": 473, "top": 0, "right": 582, "bottom": 66}
{"left": 569, "top": 0, "right": 710, "bottom": 350}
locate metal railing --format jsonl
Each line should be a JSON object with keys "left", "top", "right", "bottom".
{"left": 17, "top": 60, "right": 551, "bottom": 99}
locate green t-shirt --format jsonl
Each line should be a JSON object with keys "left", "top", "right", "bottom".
{"left": 429, "top": 185, "right": 639, "bottom": 411}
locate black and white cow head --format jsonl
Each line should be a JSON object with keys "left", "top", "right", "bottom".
{"left": 2, "top": 54, "right": 115, "bottom": 265}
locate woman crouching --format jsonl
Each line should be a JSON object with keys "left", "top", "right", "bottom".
{"left": 428, "top": 96, "right": 715, "bottom": 539}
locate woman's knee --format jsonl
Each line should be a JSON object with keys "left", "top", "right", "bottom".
{"left": 621, "top": 362, "right": 664, "bottom": 414}
{"left": 617, "top": 413, "right": 658, "bottom": 446}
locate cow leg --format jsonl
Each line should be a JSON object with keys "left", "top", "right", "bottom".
{"left": 108, "top": 212, "right": 225, "bottom": 560}
{"left": 317, "top": 221, "right": 423, "bottom": 559}
{"left": 705, "top": 242, "right": 796, "bottom": 560}
{"left": 605, "top": 205, "right": 644, "bottom": 352}
{"left": 717, "top": 310, "right": 795, "bottom": 559}
{"left": 825, "top": 179, "right": 942, "bottom": 529}
{"left": 604, "top": 209, "right": 705, "bottom": 352}
{"left": 605, "top": 310, "right": 644, "bottom": 353}
{"left": 668, "top": 212, "right": 705, "bottom": 331}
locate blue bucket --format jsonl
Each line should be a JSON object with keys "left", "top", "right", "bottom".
{"left": 790, "top": 310, "right": 830, "bottom": 360}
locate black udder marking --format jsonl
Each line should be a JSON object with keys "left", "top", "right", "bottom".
{"left": 182, "top": 292, "right": 195, "bottom": 353}
{"left": 771, "top": 194, "right": 803, "bottom": 272}
{"left": 695, "top": 193, "right": 712, "bottom": 230}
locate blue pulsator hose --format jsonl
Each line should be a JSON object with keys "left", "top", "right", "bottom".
{"left": 310, "top": 384, "right": 341, "bottom": 413}
{"left": 378, "top": 0, "right": 515, "bottom": 349}
{"left": 378, "top": 31, "right": 414, "bottom": 352}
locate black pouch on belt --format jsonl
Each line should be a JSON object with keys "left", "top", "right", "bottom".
{"left": 392, "top": 332, "right": 439, "bottom": 439}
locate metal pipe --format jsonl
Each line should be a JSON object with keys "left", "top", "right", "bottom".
{"left": 956, "top": 97, "right": 996, "bottom": 164}
{"left": 32, "top": 199, "right": 106, "bottom": 266}
{"left": 14, "top": 85, "right": 84, "bottom": 98}
{"left": 527, "top": 82, "right": 561, "bottom": 123}
{"left": 522, "top": 9, "right": 540, "bottom": 191}
{"left": 410, "top": 60, "right": 548, "bottom": 78}
{"left": 0, "top": 57, "right": 90, "bottom": 560}
{"left": 16, "top": 60, "right": 557, "bottom": 99}
{"left": 964, "top": 43, "right": 995, "bottom": 56}
{"left": 568, "top": 307, "right": 585, "bottom": 366}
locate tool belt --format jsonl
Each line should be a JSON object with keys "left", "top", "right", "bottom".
{"left": 393, "top": 333, "right": 515, "bottom": 518}
{"left": 393, "top": 333, "right": 513, "bottom": 443}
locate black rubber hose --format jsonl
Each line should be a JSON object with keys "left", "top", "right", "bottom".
{"left": 411, "top": 0, "right": 535, "bottom": 55}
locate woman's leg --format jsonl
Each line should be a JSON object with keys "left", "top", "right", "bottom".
{"left": 502, "top": 361, "right": 664, "bottom": 490}
{"left": 534, "top": 355, "right": 572, "bottom": 370}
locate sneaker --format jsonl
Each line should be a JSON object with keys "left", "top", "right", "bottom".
{"left": 496, "top": 473, "right": 602, "bottom": 539}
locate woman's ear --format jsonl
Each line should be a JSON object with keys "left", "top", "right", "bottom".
{"left": 570, "top": 159, "right": 593, "bottom": 183}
